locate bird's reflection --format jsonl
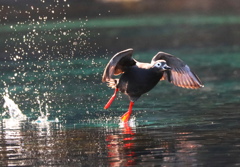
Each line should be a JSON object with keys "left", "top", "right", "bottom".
{"left": 106, "top": 121, "right": 136, "bottom": 167}
{"left": 106, "top": 119, "right": 203, "bottom": 167}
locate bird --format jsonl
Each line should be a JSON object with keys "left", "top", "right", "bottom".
{"left": 102, "top": 48, "right": 204, "bottom": 122}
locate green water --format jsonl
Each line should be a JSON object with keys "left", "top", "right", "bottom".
{"left": 1, "top": 11, "right": 240, "bottom": 166}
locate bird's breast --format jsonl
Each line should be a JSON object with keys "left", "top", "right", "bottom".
{"left": 118, "top": 67, "right": 163, "bottom": 96}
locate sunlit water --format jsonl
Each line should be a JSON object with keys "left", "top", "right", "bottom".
{"left": 1, "top": 1, "right": 240, "bottom": 166}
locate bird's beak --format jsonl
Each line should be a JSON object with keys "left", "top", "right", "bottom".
{"left": 163, "top": 64, "right": 171, "bottom": 70}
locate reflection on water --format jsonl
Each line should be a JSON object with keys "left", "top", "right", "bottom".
{"left": 0, "top": 119, "right": 60, "bottom": 166}
{"left": 106, "top": 123, "right": 203, "bottom": 167}
{"left": 1, "top": 115, "right": 240, "bottom": 166}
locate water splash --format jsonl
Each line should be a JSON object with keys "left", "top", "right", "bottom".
{"left": 2, "top": 0, "right": 96, "bottom": 61}
{"left": 119, "top": 116, "right": 136, "bottom": 128}
{"left": 1, "top": 88, "right": 59, "bottom": 125}
{"left": 2, "top": 90, "right": 26, "bottom": 120}
{"left": 34, "top": 95, "right": 59, "bottom": 124}
{"left": 34, "top": 96, "right": 49, "bottom": 123}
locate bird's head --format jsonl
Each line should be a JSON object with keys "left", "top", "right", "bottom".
{"left": 153, "top": 60, "right": 171, "bottom": 71}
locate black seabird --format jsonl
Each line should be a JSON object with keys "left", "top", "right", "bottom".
{"left": 102, "top": 48, "right": 204, "bottom": 122}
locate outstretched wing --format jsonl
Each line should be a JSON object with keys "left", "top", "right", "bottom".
{"left": 102, "top": 48, "right": 136, "bottom": 82}
{"left": 151, "top": 52, "right": 204, "bottom": 89}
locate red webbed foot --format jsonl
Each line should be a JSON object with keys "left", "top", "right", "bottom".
{"left": 121, "top": 101, "right": 134, "bottom": 122}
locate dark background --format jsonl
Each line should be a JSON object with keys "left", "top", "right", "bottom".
{"left": 0, "top": 0, "right": 240, "bottom": 59}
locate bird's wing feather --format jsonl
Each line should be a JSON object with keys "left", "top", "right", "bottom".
{"left": 102, "top": 48, "right": 136, "bottom": 82}
{"left": 152, "top": 52, "right": 204, "bottom": 89}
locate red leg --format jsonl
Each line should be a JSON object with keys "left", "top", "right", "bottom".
{"left": 104, "top": 88, "right": 119, "bottom": 109}
{"left": 121, "top": 101, "right": 134, "bottom": 122}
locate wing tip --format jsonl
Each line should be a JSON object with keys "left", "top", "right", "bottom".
{"left": 102, "top": 76, "right": 108, "bottom": 82}
{"left": 187, "top": 83, "right": 204, "bottom": 89}
{"left": 171, "top": 79, "right": 204, "bottom": 89}
{"left": 118, "top": 48, "right": 133, "bottom": 54}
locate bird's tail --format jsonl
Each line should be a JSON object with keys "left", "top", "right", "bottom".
{"left": 107, "top": 79, "right": 119, "bottom": 89}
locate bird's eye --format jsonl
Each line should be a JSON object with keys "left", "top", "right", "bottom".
{"left": 154, "top": 62, "right": 167, "bottom": 68}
